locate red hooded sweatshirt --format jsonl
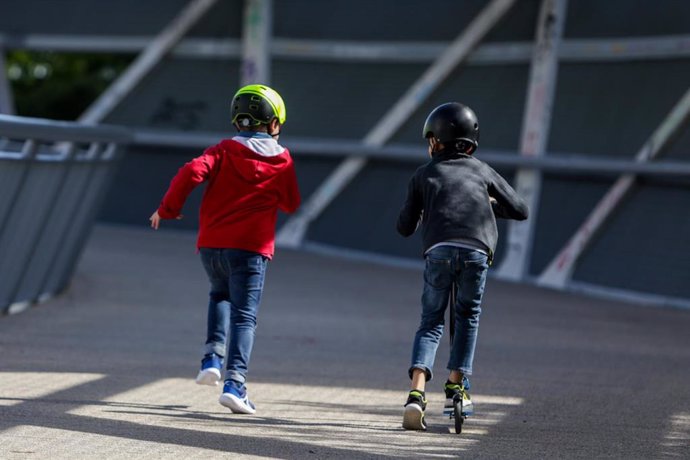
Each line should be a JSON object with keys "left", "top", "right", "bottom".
{"left": 157, "top": 133, "right": 300, "bottom": 257}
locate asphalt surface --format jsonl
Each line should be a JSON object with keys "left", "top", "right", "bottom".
{"left": 1, "top": 224, "right": 689, "bottom": 459}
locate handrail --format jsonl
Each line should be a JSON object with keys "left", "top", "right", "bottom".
{"left": 131, "top": 128, "right": 690, "bottom": 178}
{"left": 0, "top": 115, "right": 131, "bottom": 315}
{"left": 0, "top": 114, "right": 131, "bottom": 144}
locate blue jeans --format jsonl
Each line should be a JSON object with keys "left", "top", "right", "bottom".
{"left": 410, "top": 246, "right": 489, "bottom": 381}
{"left": 200, "top": 248, "right": 268, "bottom": 384}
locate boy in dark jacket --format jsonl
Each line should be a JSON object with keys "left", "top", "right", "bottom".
{"left": 397, "top": 102, "right": 528, "bottom": 430}
{"left": 150, "top": 84, "right": 300, "bottom": 414}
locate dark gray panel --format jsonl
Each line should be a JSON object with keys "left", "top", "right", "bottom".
{"left": 15, "top": 163, "right": 91, "bottom": 302}
{"left": 43, "top": 164, "right": 115, "bottom": 296}
{"left": 187, "top": 0, "right": 244, "bottom": 38}
{"left": 274, "top": 0, "right": 540, "bottom": 42}
{"left": 273, "top": 61, "right": 529, "bottom": 149}
{"left": 0, "top": 163, "right": 65, "bottom": 305}
{"left": 0, "top": 0, "right": 241, "bottom": 38}
{"left": 527, "top": 174, "right": 616, "bottom": 275}
{"left": 565, "top": 0, "right": 690, "bottom": 38}
{"left": 106, "top": 56, "right": 528, "bottom": 150}
{"left": 1, "top": 0, "right": 537, "bottom": 41}
{"left": 105, "top": 59, "right": 242, "bottom": 131}
{"left": 271, "top": 60, "right": 426, "bottom": 139}
{"left": 575, "top": 181, "right": 690, "bottom": 298}
{"left": 0, "top": 162, "right": 27, "bottom": 228}
{"left": 548, "top": 61, "right": 690, "bottom": 158}
{"left": 665, "top": 120, "right": 690, "bottom": 161}
{"left": 1, "top": 0, "right": 191, "bottom": 36}
{"left": 307, "top": 159, "right": 423, "bottom": 258}
{"left": 99, "top": 146, "right": 206, "bottom": 229}
{"left": 387, "top": 64, "right": 530, "bottom": 149}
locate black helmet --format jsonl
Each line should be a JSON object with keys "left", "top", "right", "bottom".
{"left": 422, "top": 102, "right": 479, "bottom": 153}
{"left": 231, "top": 84, "right": 286, "bottom": 128}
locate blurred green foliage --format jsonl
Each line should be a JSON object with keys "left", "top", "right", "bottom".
{"left": 5, "top": 51, "right": 133, "bottom": 120}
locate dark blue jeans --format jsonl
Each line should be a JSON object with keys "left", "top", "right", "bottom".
{"left": 410, "top": 245, "right": 489, "bottom": 381}
{"left": 200, "top": 248, "right": 268, "bottom": 384}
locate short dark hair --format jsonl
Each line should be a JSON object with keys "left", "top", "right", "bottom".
{"left": 435, "top": 139, "right": 476, "bottom": 155}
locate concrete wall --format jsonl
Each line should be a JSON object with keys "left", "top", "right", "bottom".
{"left": 2, "top": 0, "right": 689, "bottom": 301}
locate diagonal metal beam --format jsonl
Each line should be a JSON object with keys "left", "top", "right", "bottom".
{"left": 538, "top": 86, "right": 690, "bottom": 289}
{"left": 276, "top": 0, "right": 517, "bottom": 248}
{"left": 78, "top": 0, "right": 217, "bottom": 124}
{"left": 494, "top": 0, "right": 567, "bottom": 281}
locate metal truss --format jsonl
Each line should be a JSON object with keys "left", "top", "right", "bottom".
{"left": 1, "top": 0, "right": 689, "bottom": 307}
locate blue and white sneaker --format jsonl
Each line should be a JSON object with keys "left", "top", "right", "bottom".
{"left": 219, "top": 380, "right": 256, "bottom": 414}
{"left": 195, "top": 353, "right": 222, "bottom": 386}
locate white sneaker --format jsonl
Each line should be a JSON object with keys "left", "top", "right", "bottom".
{"left": 195, "top": 353, "right": 221, "bottom": 386}
{"left": 196, "top": 367, "right": 221, "bottom": 386}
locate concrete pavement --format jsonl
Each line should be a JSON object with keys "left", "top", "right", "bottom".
{"left": 1, "top": 224, "right": 689, "bottom": 458}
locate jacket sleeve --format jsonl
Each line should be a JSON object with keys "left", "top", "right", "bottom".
{"left": 486, "top": 165, "right": 529, "bottom": 221}
{"left": 157, "top": 146, "right": 219, "bottom": 219}
{"left": 277, "top": 158, "right": 301, "bottom": 214}
{"left": 397, "top": 172, "right": 423, "bottom": 236}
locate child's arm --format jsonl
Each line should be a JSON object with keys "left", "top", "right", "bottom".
{"left": 486, "top": 166, "right": 529, "bottom": 220}
{"left": 397, "top": 174, "right": 423, "bottom": 236}
{"left": 150, "top": 146, "right": 220, "bottom": 229}
{"left": 277, "top": 160, "right": 301, "bottom": 214}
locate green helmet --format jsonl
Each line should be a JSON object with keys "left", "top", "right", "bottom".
{"left": 231, "top": 84, "right": 286, "bottom": 127}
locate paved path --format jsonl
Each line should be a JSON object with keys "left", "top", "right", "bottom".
{"left": 1, "top": 225, "right": 689, "bottom": 459}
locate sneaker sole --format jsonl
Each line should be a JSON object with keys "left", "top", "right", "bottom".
{"left": 195, "top": 368, "right": 221, "bottom": 386}
{"left": 219, "top": 393, "right": 256, "bottom": 415}
{"left": 402, "top": 403, "right": 427, "bottom": 430}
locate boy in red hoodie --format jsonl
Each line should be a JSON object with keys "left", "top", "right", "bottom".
{"left": 150, "top": 84, "right": 300, "bottom": 414}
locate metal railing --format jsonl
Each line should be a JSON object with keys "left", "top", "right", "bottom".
{"left": 0, "top": 115, "right": 131, "bottom": 314}
{"left": 133, "top": 129, "right": 690, "bottom": 178}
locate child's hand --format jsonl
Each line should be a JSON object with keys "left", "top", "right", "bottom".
{"left": 149, "top": 211, "right": 183, "bottom": 230}
{"left": 149, "top": 211, "right": 162, "bottom": 230}
{"left": 489, "top": 196, "right": 497, "bottom": 205}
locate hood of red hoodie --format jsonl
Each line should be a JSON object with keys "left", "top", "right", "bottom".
{"left": 221, "top": 135, "right": 290, "bottom": 184}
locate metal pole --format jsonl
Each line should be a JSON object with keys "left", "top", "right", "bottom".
{"left": 241, "top": 0, "right": 272, "bottom": 85}
{"left": 276, "top": 0, "right": 517, "bottom": 248}
{"left": 495, "top": 0, "right": 567, "bottom": 281}
{"left": 538, "top": 86, "right": 690, "bottom": 288}
{"left": 0, "top": 47, "right": 15, "bottom": 115}
{"left": 78, "top": 0, "right": 217, "bottom": 124}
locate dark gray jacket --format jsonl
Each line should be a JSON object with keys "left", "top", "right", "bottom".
{"left": 397, "top": 149, "right": 528, "bottom": 260}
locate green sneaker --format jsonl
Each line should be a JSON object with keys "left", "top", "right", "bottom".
{"left": 403, "top": 390, "right": 428, "bottom": 430}
{"left": 443, "top": 380, "right": 473, "bottom": 416}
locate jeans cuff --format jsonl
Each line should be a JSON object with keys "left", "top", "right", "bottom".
{"left": 409, "top": 365, "right": 433, "bottom": 382}
{"left": 225, "top": 370, "right": 246, "bottom": 384}
{"left": 204, "top": 344, "right": 226, "bottom": 358}
{"left": 447, "top": 365, "right": 472, "bottom": 376}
